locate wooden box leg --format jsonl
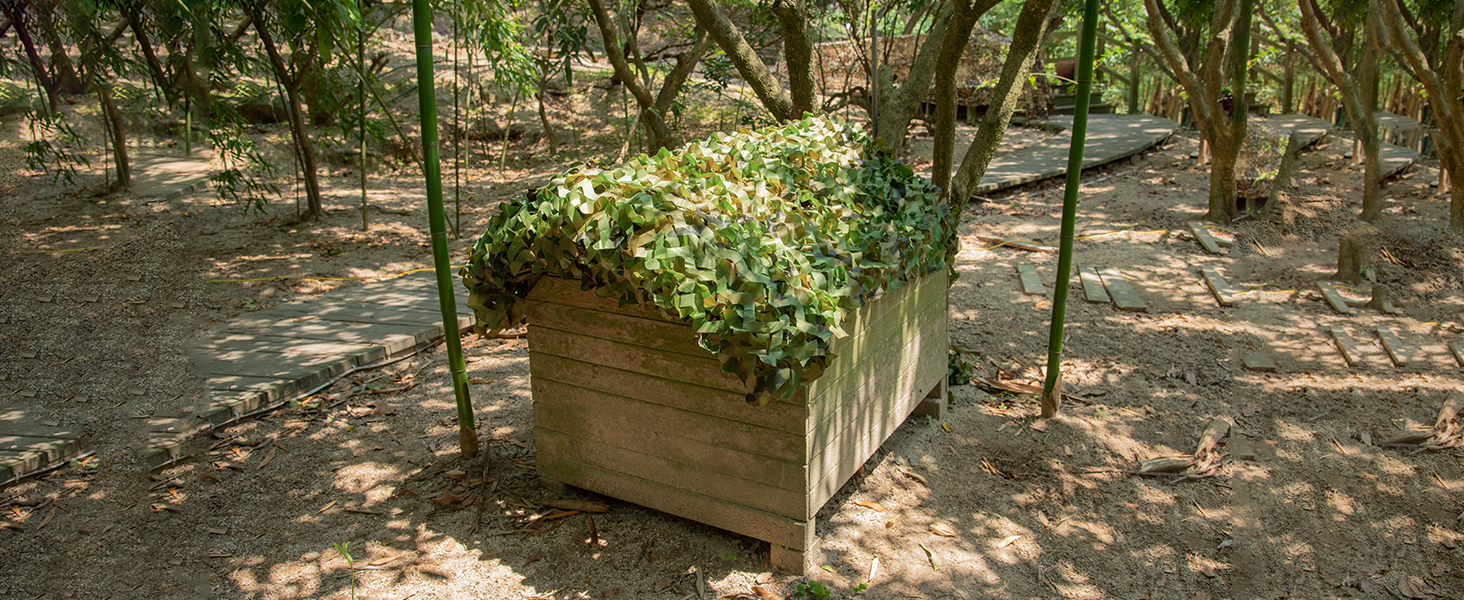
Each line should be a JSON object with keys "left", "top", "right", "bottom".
{"left": 769, "top": 519, "right": 818, "bottom": 574}
{"left": 911, "top": 377, "right": 948, "bottom": 420}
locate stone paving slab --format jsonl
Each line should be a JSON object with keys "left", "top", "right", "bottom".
{"left": 136, "top": 272, "right": 480, "bottom": 468}
{"left": 130, "top": 151, "right": 215, "bottom": 199}
{"left": 1260, "top": 114, "right": 1332, "bottom": 148}
{"left": 0, "top": 404, "right": 89, "bottom": 485}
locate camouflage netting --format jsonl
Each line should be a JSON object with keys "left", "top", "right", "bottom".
{"left": 461, "top": 116, "right": 953, "bottom": 403}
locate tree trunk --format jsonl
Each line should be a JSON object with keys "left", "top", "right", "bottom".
{"left": 1360, "top": 134, "right": 1384, "bottom": 221}
{"left": 1336, "top": 234, "right": 1363, "bottom": 284}
{"left": 6, "top": 9, "right": 60, "bottom": 113}
{"left": 685, "top": 0, "right": 795, "bottom": 121}
{"left": 31, "top": 2, "right": 84, "bottom": 95}
{"left": 537, "top": 85, "right": 555, "bottom": 154}
{"left": 250, "top": 7, "right": 324, "bottom": 219}
{"left": 771, "top": 0, "right": 816, "bottom": 117}
{"left": 98, "top": 83, "right": 130, "bottom": 189}
{"left": 946, "top": 0, "right": 1059, "bottom": 214}
{"left": 1206, "top": 134, "right": 1241, "bottom": 223}
{"left": 127, "top": 10, "right": 177, "bottom": 105}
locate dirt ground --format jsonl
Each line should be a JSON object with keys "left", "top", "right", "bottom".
{"left": 3, "top": 69, "right": 1464, "bottom": 600}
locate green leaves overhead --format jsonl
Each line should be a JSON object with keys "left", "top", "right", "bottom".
{"left": 461, "top": 116, "right": 953, "bottom": 402}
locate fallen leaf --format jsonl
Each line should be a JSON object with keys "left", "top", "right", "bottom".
{"left": 467, "top": 378, "right": 495, "bottom": 385}
{"left": 918, "top": 543, "right": 941, "bottom": 571}
{"left": 996, "top": 534, "right": 1020, "bottom": 548}
{"left": 929, "top": 522, "right": 958, "bottom": 537}
{"left": 522, "top": 552, "right": 543, "bottom": 567}
{"left": 588, "top": 514, "right": 598, "bottom": 545}
{"left": 654, "top": 578, "right": 674, "bottom": 592}
{"left": 1431, "top": 562, "right": 1451, "bottom": 577}
{"left": 940, "top": 422, "right": 952, "bottom": 432}
{"left": 1199, "top": 564, "right": 1217, "bottom": 578}
{"left": 854, "top": 501, "right": 884, "bottom": 512}
{"left": 1140, "top": 456, "right": 1195, "bottom": 473}
{"left": 207, "top": 527, "right": 227, "bottom": 535}
{"left": 900, "top": 468, "right": 927, "bottom": 485}
{"left": 317, "top": 500, "right": 337, "bottom": 514}
{"left": 1398, "top": 576, "right": 1427, "bottom": 599}
{"left": 1360, "top": 431, "right": 1373, "bottom": 446}
{"left": 751, "top": 586, "right": 778, "bottom": 600}
{"left": 1186, "top": 372, "right": 1197, "bottom": 386}
{"left": 884, "top": 518, "right": 897, "bottom": 529}
{"left": 36, "top": 506, "right": 56, "bottom": 530}
{"left": 257, "top": 448, "right": 276, "bottom": 470}
{"left": 598, "top": 588, "right": 617, "bottom": 598}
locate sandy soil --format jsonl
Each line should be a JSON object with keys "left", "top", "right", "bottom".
{"left": 3, "top": 69, "right": 1463, "bottom": 600}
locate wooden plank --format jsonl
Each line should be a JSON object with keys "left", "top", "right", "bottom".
{"left": 1316, "top": 281, "right": 1351, "bottom": 314}
{"left": 806, "top": 328, "right": 947, "bottom": 517}
{"left": 1078, "top": 267, "right": 1110, "bottom": 303}
{"left": 804, "top": 280, "right": 947, "bottom": 425}
{"left": 974, "top": 235, "right": 1057, "bottom": 252}
{"left": 1017, "top": 264, "right": 1045, "bottom": 296}
{"left": 528, "top": 326, "right": 751, "bottom": 395}
{"left": 1375, "top": 326, "right": 1410, "bottom": 367}
{"left": 526, "top": 353, "right": 805, "bottom": 433}
{"left": 534, "top": 428, "right": 805, "bottom": 518}
{"left": 1450, "top": 341, "right": 1464, "bottom": 367}
{"left": 1242, "top": 351, "right": 1278, "bottom": 372}
{"left": 1329, "top": 327, "right": 1360, "bottom": 367}
{"left": 527, "top": 300, "right": 707, "bottom": 358}
{"left": 1188, "top": 221, "right": 1223, "bottom": 254}
{"left": 1199, "top": 265, "right": 1237, "bottom": 307}
{"left": 530, "top": 378, "right": 806, "bottom": 480}
{"left": 804, "top": 290, "right": 946, "bottom": 434}
{"left": 529, "top": 276, "right": 681, "bottom": 323}
{"left": 536, "top": 453, "right": 811, "bottom": 550}
{"left": 1099, "top": 269, "right": 1148, "bottom": 312}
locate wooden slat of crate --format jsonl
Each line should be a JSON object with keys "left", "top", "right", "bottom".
{"left": 529, "top": 327, "right": 749, "bottom": 395}
{"left": 527, "top": 301, "right": 708, "bottom": 358}
{"left": 536, "top": 452, "right": 811, "bottom": 550}
{"left": 531, "top": 378, "right": 805, "bottom": 486}
{"left": 530, "top": 277, "right": 681, "bottom": 323}
{"left": 806, "top": 273, "right": 947, "bottom": 428}
{"left": 1451, "top": 341, "right": 1464, "bottom": 367}
{"left": 820, "top": 273, "right": 940, "bottom": 388}
{"left": 535, "top": 428, "right": 804, "bottom": 517}
{"left": 527, "top": 353, "right": 805, "bottom": 433}
{"left": 806, "top": 326, "right": 946, "bottom": 516}
{"left": 802, "top": 293, "right": 946, "bottom": 461}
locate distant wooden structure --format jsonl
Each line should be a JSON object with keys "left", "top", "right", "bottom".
{"left": 795, "top": 28, "right": 1036, "bottom": 120}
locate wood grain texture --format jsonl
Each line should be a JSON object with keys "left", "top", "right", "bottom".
{"left": 1079, "top": 267, "right": 1110, "bottom": 303}
{"left": 1375, "top": 327, "right": 1409, "bottom": 367}
{"left": 1330, "top": 327, "right": 1360, "bottom": 367}
{"left": 1188, "top": 221, "right": 1224, "bottom": 254}
{"left": 529, "top": 272, "right": 948, "bottom": 548}
{"left": 536, "top": 453, "right": 812, "bottom": 549}
{"left": 1316, "top": 281, "right": 1351, "bottom": 314}
{"left": 1199, "top": 265, "right": 1236, "bottom": 307}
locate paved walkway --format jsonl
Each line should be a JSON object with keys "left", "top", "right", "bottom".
{"left": 145, "top": 272, "right": 474, "bottom": 467}
{"left": 130, "top": 150, "right": 214, "bottom": 199}
{"left": 920, "top": 114, "right": 1179, "bottom": 194}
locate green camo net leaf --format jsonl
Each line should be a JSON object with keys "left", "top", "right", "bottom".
{"left": 461, "top": 115, "right": 953, "bottom": 402}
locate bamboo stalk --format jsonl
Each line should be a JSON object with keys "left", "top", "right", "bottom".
{"left": 410, "top": 0, "right": 477, "bottom": 459}
{"left": 1040, "top": 0, "right": 1101, "bottom": 418}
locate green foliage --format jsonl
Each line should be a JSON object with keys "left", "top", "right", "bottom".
{"left": 948, "top": 347, "right": 978, "bottom": 385}
{"left": 793, "top": 580, "right": 831, "bottom": 600}
{"left": 209, "top": 105, "right": 281, "bottom": 214}
{"left": 462, "top": 116, "right": 953, "bottom": 402}
{"left": 24, "top": 112, "right": 91, "bottom": 187}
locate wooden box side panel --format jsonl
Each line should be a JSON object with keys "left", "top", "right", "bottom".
{"left": 537, "top": 452, "right": 812, "bottom": 550}
{"left": 804, "top": 272, "right": 949, "bottom": 516}
{"left": 528, "top": 281, "right": 814, "bottom": 521}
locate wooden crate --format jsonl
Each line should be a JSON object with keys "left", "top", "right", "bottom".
{"left": 526, "top": 271, "right": 949, "bottom": 572}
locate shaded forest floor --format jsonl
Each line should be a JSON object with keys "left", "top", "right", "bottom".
{"left": 2, "top": 63, "right": 1463, "bottom": 600}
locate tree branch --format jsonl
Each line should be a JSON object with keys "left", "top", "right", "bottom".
{"left": 685, "top": 0, "right": 795, "bottom": 121}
